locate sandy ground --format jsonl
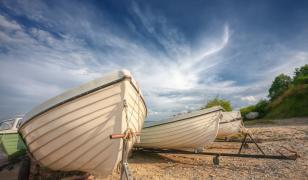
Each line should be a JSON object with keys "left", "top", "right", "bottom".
{"left": 1, "top": 118, "right": 307, "bottom": 180}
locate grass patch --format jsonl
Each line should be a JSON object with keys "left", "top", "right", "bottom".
{"left": 265, "top": 84, "right": 308, "bottom": 118}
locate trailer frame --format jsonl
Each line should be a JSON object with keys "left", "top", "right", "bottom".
{"left": 137, "top": 133, "right": 298, "bottom": 165}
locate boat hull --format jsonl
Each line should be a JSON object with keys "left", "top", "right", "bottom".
{"left": 0, "top": 133, "right": 26, "bottom": 158}
{"left": 217, "top": 111, "right": 243, "bottom": 138}
{"left": 217, "top": 120, "right": 243, "bottom": 138}
{"left": 19, "top": 79, "right": 146, "bottom": 177}
{"left": 136, "top": 110, "right": 222, "bottom": 149}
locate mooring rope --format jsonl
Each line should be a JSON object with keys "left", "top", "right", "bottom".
{"left": 123, "top": 99, "right": 138, "bottom": 142}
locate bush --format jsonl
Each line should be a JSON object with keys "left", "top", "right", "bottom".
{"left": 240, "top": 99, "right": 269, "bottom": 120}
{"left": 254, "top": 99, "right": 269, "bottom": 117}
{"left": 202, "top": 97, "right": 232, "bottom": 111}
{"left": 240, "top": 105, "right": 256, "bottom": 120}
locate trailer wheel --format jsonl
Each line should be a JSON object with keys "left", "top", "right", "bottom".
{"left": 213, "top": 155, "right": 220, "bottom": 165}
{"left": 18, "top": 156, "right": 31, "bottom": 180}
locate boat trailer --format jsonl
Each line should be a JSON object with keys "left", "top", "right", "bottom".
{"left": 137, "top": 133, "right": 299, "bottom": 165}
{"left": 1, "top": 132, "right": 298, "bottom": 180}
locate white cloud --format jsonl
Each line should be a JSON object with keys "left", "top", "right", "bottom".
{"left": 240, "top": 96, "right": 257, "bottom": 103}
{"left": 193, "top": 24, "right": 230, "bottom": 64}
{"left": 0, "top": 7, "right": 231, "bottom": 120}
{"left": 0, "top": 1, "right": 307, "bottom": 120}
{"left": 0, "top": 15, "right": 21, "bottom": 30}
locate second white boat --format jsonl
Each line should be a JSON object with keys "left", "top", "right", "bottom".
{"left": 136, "top": 106, "right": 223, "bottom": 150}
{"left": 217, "top": 111, "right": 243, "bottom": 139}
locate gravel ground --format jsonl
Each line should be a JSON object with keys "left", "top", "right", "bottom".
{"left": 108, "top": 118, "right": 308, "bottom": 180}
{"left": 1, "top": 118, "right": 307, "bottom": 180}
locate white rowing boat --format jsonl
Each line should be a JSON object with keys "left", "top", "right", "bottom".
{"left": 19, "top": 70, "right": 147, "bottom": 177}
{"left": 136, "top": 106, "right": 223, "bottom": 150}
{"left": 217, "top": 111, "right": 243, "bottom": 138}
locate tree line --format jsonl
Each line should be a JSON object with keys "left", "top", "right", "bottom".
{"left": 241, "top": 64, "right": 308, "bottom": 119}
{"left": 202, "top": 64, "right": 308, "bottom": 120}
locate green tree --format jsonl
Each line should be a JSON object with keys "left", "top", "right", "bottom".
{"left": 268, "top": 74, "right": 291, "bottom": 100}
{"left": 202, "top": 97, "right": 232, "bottom": 111}
{"left": 293, "top": 64, "right": 308, "bottom": 85}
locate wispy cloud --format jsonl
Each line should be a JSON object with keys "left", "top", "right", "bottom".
{"left": 0, "top": 1, "right": 307, "bottom": 120}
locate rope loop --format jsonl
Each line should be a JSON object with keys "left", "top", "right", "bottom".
{"left": 123, "top": 128, "right": 137, "bottom": 141}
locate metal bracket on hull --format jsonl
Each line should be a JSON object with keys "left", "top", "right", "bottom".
{"left": 110, "top": 130, "right": 141, "bottom": 180}
{"left": 108, "top": 98, "right": 142, "bottom": 180}
{"left": 121, "top": 138, "right": 132, "bottom": 180}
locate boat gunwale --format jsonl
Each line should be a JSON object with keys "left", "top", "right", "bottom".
{"left": 19, "top": 75, "right": 147, "bottom": 130}
{"left": 0, "top": 132, "right": 19, "bottom": 135}
{"left": 219, "top": 118, "right": 243, "bottom": 125}
{"left": 0, "top": 117, "right": 23, "bottom": 132}
{"left": 143, "top": 107, "right": 223, "bottom": 129}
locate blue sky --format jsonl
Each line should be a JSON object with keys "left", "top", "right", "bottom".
{"left": 0, "top": 0, "right": 308, "bottom": 120}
